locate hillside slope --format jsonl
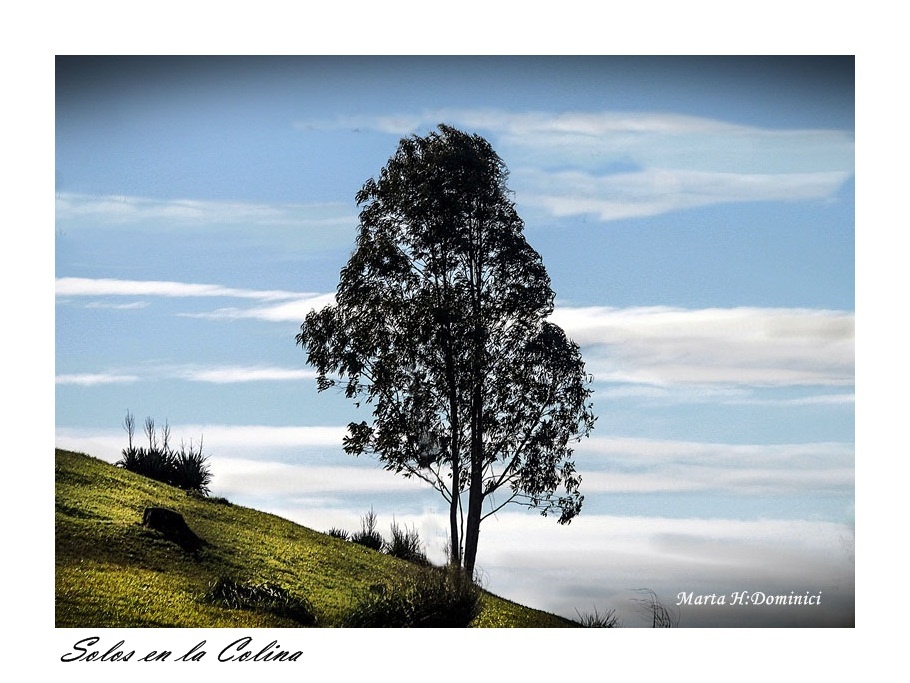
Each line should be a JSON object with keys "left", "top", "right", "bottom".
{"left": 55, "top": 449, "right": 576, "bottom": 628}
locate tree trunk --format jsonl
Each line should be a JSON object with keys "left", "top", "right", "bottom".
{"left": 462, "top": 474, "right": 483, "bottom": 574}
{"left": 444, "top": 341, "right": 462, "bottom": 568}
{"left": 462, "top": 381, "right": 484, "bottom": 574}
{"left": 449, "top": 442, "right": 461, "bottom": 567}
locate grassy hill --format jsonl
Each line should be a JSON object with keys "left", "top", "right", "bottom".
{"left": 55, "top": 448, "right": 577, "bottom": 628}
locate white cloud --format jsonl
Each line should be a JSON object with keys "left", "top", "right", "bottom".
{"left": 302, "top": 109, "right": 853, "bottom": 222}
{"left": 83, "top": 301, "right": 149, "bottom": 310}
{"left": 55, "top": 364, "right": 319, "bottom": 386}
{"left": 213, "top": 457, "right": 428, "bottom": 498}
{"left": 592, "top": 384, "right": 854, "bottom": 407}
{"left": 471, "top": 512, "right": 853, "bottom": 626}
{"left": 56, "top": 276, "right": 334, "bottom": 328}
{"left": 570, "top": 436, "right": 854, "bottom": 496}
{"left": 184, "top": 424, "right": 347, "bottom": 450}
{"left": 54, "top": 373, "right": 140, "bottom": 386}
{"left": 480, "top": 511, "right": 850, "bottom": 559}
{"left": 489, "top": 112, "right": 852, "bottom": 174}
{"left": 305, "top": 109, "right": 853, "bottom": 172}
{"left": 180, "top": 293, "right": 336, "bottom": 322}
{"left": 517, "top": 167, "right": 851, "bottom": 222}
{"left": 577, "top": 435, "right": 853, "bottom": 465}
{"left": 55, "top": 276, "right": 312, "bottom": 302}
{"left": 578, "top": 467, "right": 853, "bottom": 496}
{"left": 731, "top": 392, "right": 856, "bottom": 406}
{"left": 55, "top": 192, "right": 354, "bottom": 229}
{"left": 552, "top": 305, "right": 854, "bottom": 387}
{"left": 174, "top": 365, "right": 317, "bottom": 383}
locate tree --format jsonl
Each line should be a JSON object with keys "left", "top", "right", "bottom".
{"left": 296, "top": 125, "right": 595, "bottom": 573}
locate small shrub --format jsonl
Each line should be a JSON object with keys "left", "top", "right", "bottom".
{"left": 327, "top": 527, "right": 350, "bottom": 541}
{"left": 204, "top": 576, "right": 316, "bottom": 626}
{"left": 342, "top": 566, "right": 482, "bottom": 627}
{"left": 634, "top": 588, "right": 679, "bottom": 628}
{"left": 186, "top": 490, "right": 230, "bottom": 505}
{"left": 575, "top": 606, "right": 619, "bottom": 628}
{"left": 384, "top": 520, "right": 430, "bottom": 566}
{"left": 117, "top": 444, "right": 141, "bottom": 471}
{"left": 171, "top": 440, "right": 212, "bottom": 496}
{"left": 119, "top": 446, "right": 173, "bottom": 484}
{"left": 116, "top": 412, "right": 212, "bottom": 495}
{"left": 350, "top": 508, "right": 384, "bottom": 551}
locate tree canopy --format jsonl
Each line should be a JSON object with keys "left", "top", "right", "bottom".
{"left": 297, "top": 124, "right": 595, "bottom": 572}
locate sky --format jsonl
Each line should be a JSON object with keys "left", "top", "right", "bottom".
{"left": 55, "top": 55, "right": 855, "bottom": 627}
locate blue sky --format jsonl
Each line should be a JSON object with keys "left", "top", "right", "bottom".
{"left": 55, "top": 55, "right": 854, "bottom": 627}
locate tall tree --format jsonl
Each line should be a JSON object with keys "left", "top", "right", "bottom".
{"left": 297, "top": 125, "right": 595, "bottom": 573}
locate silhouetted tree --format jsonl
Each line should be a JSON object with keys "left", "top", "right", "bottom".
{"left": 297, "top": 125, "right": 595, "bottom": 573}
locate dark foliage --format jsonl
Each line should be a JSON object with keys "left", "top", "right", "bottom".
{"left": 342, "top": 566, "right": 482, "bottom": 627}
{"left": 204, "top": 576, "right": 317, "bottom": 626}
{"left": 170, "top": 441, "right": 212, "bottom": 495}
{"left": 326, "top": 527, "right": 350, "bottom": 541}
{"left": 384, "top": 520, "right": 430, "bottom": 566}
{"left": 575, "top": 605, "right": 620, "bottom": 628}
{"left": 634, "top": 588, "right": 680, "bottom": 628}
{"left": 350, "top": 508, "right": 384, "bottom": 551}
{"left": 119, "top": 446, "right": 173, "bottom": 485}
{"left": 116, "top": 412, "right": 212, "bottom": 495}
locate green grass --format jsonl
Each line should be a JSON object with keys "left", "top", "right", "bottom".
{"left": 55, "top": 448, "right": 577, "bottom": 628}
